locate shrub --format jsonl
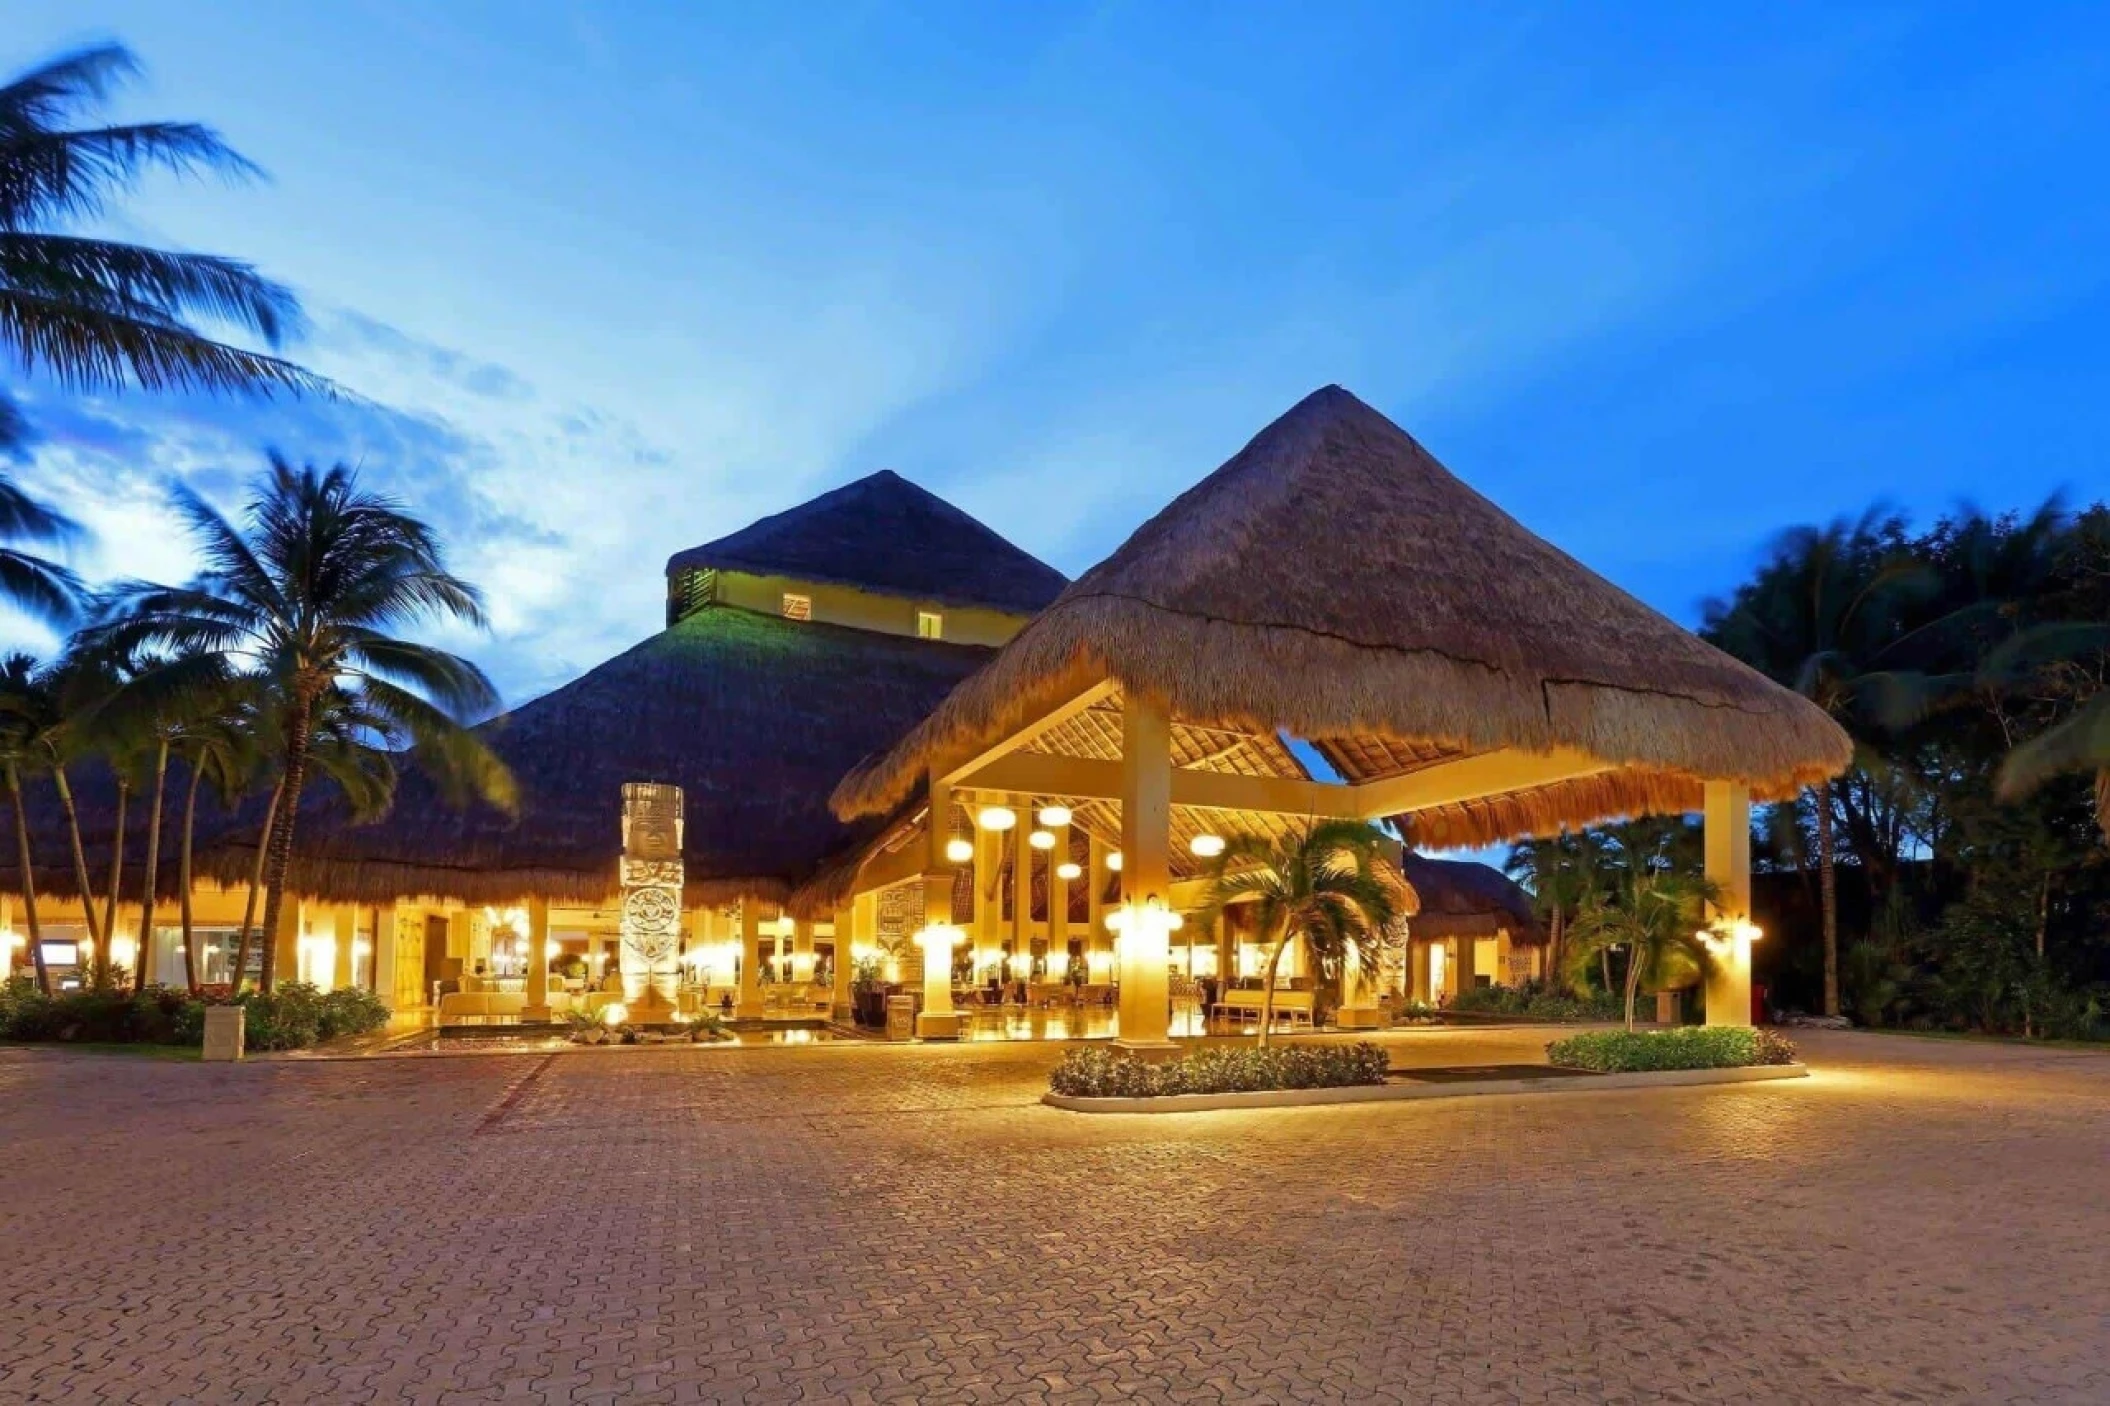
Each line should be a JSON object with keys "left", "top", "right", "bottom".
{"left": 1049, "top": 1041, "right": 1390, "bottom": 1098}
{"left": 317, "top": 986, "right": 390, "bottom": 1040}
{"left": 1545, "top": 1026, "right": 1799, "bottom": 1073}
{"left": 0, "top": 979, "right": 198, "bottom": 1044}
{"left": 1450, "top": 981, "right": 1626, "bottom": 1021}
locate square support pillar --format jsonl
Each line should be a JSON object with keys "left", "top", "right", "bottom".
{"left": 735, "top": 901, "right": 765, "bottom": 1018}
{"left": 1336, "top": 933, "right": 1382, "bottom": 1029}
{"left": 1086, "top": 835, "right": 1108, "bottom": 964}
{"left": 1115, "top": 691, "right": 1176, "bottom": 1054}
{"left": 1704, "top": 781, "right": 1755, "bottom": 1027}
{"left": 1010, "top": 796, "right": 1031, "bottom": 956}
{"left": 372, "top": 904, "right": 396, "bottom": 1004}
{"left": 269, "top": 897, "right": 300, "bottom": 992}
{"left": 791, "top": 918, "right": 815, "bottom": 985}
{"left": 523, "top": 896, "right": 552, "bottom": 1022}
{"left": 1050, "top": 820, "right": 1071, "bottom": 971}
{"left": 332, "top": 907, "right": 356, "bottom": 993}
{"left": 831, "top": 907, "right": 854, "bottom": 1020}
{"left": 916, "top": 773, "right": 966, "bottom": 1039}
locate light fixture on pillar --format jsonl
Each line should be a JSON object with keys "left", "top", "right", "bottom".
{"left": 1105, "top": 849, "right": 1123, "bottom": 872}
{"left": 1028, "top": 828, "right": 1056, "bottom": 851}
{"left": 1037, "top": 804, "right": 1072, "bottom": 828}
{"left": 1056, "top": 861, "right": 1082, "bottom": 881}
{"left": 944, "top": 835, "right": 974, "bottom": 864}
{"left": 977, "top": 805, "right": 1017, "bottom": 832}
{"left": 1188, "top": 833, "right": 1225, "bottom": 859}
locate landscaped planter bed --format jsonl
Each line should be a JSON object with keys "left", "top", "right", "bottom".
{"left": 1043, "top": 1061, "right": 1807, "bottom": 1113}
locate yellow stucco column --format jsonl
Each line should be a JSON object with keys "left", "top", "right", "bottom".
{"left": 1086, "top": 835, "right": 1107, "bottom": 963}
{"left": 972, "top": 820, "right": 1000, "bottom": 978}
{"left": 1049, "top": 818, "right": 1071, "bottom": 971}
{"left": 523, "top": 896, "right": 552, "bottom": 1022}
{"left": 735, "top": 900, "right": 764, "bottom": 1018}
{"left": 372, "top": 904, "right": 396, "bottom": 1004}
{"left": 1009, "top": 794, "right": 1031, "bottom": 965}
{"left": 831, "top": 906, "right": 854, "bottom": 1020}
{"left": 1115, "top": 691, "right": 1175, "bottom": 1053}
{"left": 270, "top": 897, "right": 300, "bottom": 990}
{"left": 791, "top": 917, "right": 815, "bottom": 984}
{"left": 915, "top": 775, "right": 967, "bottom": 1040}
{"left": 1703, "top": 781, "right": 1755, "bottom": 1027}
{"left": 330, "top": 907, "right": 355, "bottom": 992}
{"left": 1337, "top": 928, "right": 1382, "bottom": 1028}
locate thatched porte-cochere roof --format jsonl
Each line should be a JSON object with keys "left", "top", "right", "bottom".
{"left": 836, "top": 385, "right": 1852, "bottom": 848}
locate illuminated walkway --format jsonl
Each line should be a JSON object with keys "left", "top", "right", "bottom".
{"left": 3, "top": 1029, "right": 2106, "bottom": 1403}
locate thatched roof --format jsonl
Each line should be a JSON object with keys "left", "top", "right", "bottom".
{"left": 836, "top": 386, "right": 1851, "bottom": 847}
{"left": 667, "top": 469, "right": 1068, "bottom": 616}
{"left": 1400, "top": 852, "right": 1543, "bottom": 942}
{"left": 186, "top": 607, "right": 1003, "bottom": 907}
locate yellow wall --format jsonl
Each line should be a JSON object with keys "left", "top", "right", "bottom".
{"left": 709, "top": 570, "right": 1032, "bottom": 647}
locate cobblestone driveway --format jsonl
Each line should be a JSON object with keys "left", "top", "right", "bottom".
{"left": 3, "top": 1028, "right": 2106, "bottom": 1404}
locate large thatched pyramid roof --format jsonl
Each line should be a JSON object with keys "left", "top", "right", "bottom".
{"left": 667, "top": 469, "right": 1067, "bottom": 616}
{"left": 193, "top": 608, "right": 1003, "bottom": 908}
{"left": 837, "top": 386, "right": 1850, "bottom": 846}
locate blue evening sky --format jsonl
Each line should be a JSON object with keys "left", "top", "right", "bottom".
{"left": 7, "top": 2, "right": 2108, "bottom": 705}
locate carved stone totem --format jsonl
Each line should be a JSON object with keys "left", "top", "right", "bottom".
{"left": 620, "top": 782, "right": 685, "bottom": 1017}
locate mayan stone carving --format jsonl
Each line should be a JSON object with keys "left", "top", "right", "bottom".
{"left": 620, "top": 783, "right": 684, "bottom": 1010}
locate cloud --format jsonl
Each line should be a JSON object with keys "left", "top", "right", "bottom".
{"left": 0, "top": 307, "right": 686, "bottom": 702}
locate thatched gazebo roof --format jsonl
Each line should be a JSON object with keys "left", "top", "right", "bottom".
{"left": 667, "top": 469, "right": 1068, "bottom": 615}
{"left": 836, "top": 386, "right": 1851, "bottom": 847}
{"left": 192, "top": 608, "right": 1007, "bottom": 908}
{"left": 1400, "top": 851, "right": 1543, "bottom": 943}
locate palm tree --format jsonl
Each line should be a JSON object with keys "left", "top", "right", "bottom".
{"left": 0, "top": 653, "right": 55, "bottom": 991}
{"left": 0, "top": 475, "right": 82, "bottom": 624}
{"left": 1563, "top": 867, "right": 1721, "bottom": 1031}
{"left": 74, "top": 642, "right": 233, "bottom": 992}
{"left": 176, "top": 701, "right": 255, "bottom": 994}
{"left": 1, "top": 44, "right": 325, "bottom": 428}
{"left": 1703, "top": 509, "right": 1927, "bottom": 1017}
{"left": 101, "top": 458, "right": 514, "bottom": 988}
{"left": 1504, "top": 831, "right": 1612, "bottom": 992}
{"left": 1202, "top": 820, "right": 1403, "bottom": 1048}
{"left": 1999, "top": 690, "right": 2110, "bottom": 843}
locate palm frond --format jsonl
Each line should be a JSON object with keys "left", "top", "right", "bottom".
{"left": 0, "top": 234, "right": 305, "bottom": 345}
{"left": 0, "top": 287, "right": 328, "bottom": 396}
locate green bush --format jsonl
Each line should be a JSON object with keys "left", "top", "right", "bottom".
{"left": 1, "top": 976, "right": 390, "bottom": 1051}
{"left": 1449, "top": 981, "right": 1626, "bottom": 1021}
{"left": 1545, "top": 1026, "right": 1798, "bottom": 1073}
{"left": 1049, "top": 1041, "right": 1390, "bottom": 1098}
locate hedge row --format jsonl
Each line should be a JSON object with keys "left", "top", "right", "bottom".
{"left": 1049, "top": 1042, "right": 1390, "bottom": 1098}
{"left": 1545, "top": 1026, "right": 1798, "bottom": 1072}
{"left": 0, "top": 979, "right": 390, "bottom": 1051}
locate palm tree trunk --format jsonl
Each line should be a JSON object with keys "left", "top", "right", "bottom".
{"left": 228, "top": 779, "right": 282, "bottom": 995}
{"left": 99, "top": 780, "right": 128, "bottom": 988}
{"left": 131, "top": 741, "right": 169, "bottom": 993}
{"left": 1547, "top": 906, "right": 1564, "bottom": 994}
{"left": 179, "top": 761, "right": 202, "bottom": 996}
{"left": 1599, "top": 944, "right": 1612, "bottom": 996}
{"left": 1817, "top": 780, "right": 1840, "bottom": 1018}
{"left": 1256, "top": 931, "right": 1290, "bottom": 1051}
{"left": 50, "top": 762, "right": 103, "bottom": 950}
{"left": 258, "top": 695, "right": 316, "bottom": 992}
{"left": 8, "top": 763, "right": 50, "bottom": 995}
{"left": 1624, "top": 945, "right": 1644, "bottom": 1032}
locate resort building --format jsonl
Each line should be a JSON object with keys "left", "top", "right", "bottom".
{"left": 1, "top": 388, "right": 1850, "bottom": 1040}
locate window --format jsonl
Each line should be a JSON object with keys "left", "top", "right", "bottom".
{"left": 917, "top": 610, "right": 944, "bottom": 639}
{"left": 780, "top": 592, "right": 812, "bottom": 621}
